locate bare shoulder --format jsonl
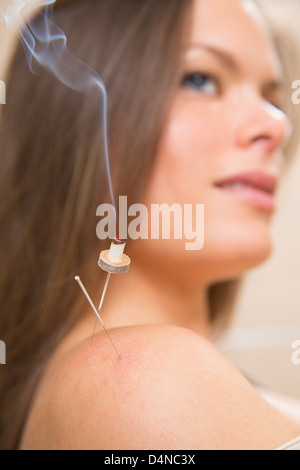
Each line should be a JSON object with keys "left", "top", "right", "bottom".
{"left": 21, "top": 324, "right": 299, "bottom": 450}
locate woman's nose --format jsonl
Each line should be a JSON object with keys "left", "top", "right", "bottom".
{"left": 235, "top": 92, "right": 291, "bottom": 153}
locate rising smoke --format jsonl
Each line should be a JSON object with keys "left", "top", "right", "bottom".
{"left": 1, "top": 0, "right": 116, "bottom": 208}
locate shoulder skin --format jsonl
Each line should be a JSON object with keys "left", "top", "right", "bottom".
{"left": 20, "top": 324, "right": 300, "bottom": 450}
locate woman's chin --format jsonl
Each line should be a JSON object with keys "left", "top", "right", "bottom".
{"left": 129, "top": 224, "right": 274, "bottom": 285}
{"left": 206, "top": 239, "right": 274, "bottom": 283}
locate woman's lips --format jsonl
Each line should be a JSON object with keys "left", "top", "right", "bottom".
{"left": 214, "top": 172, "right": 278, "bottom": 212}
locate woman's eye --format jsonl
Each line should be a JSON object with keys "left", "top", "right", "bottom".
{"left": 181, "top": 72, "right": 219, "bottom": 95}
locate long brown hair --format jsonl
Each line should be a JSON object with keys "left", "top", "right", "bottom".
{"left": 0, "top": 0, "right": 298, "bottom": 450}
{"left": 0, "top": 0, "right": 195, "bottom": 449}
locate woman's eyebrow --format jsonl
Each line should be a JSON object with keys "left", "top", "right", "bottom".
{"left": 185, "top": 44, "right": 239, "bottom": 72}
{"left": 185, "top": 44, "right": 283, "bottom": 86}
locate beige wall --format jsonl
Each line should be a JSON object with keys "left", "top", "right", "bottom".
{"left": 0, "top": 1, "right": 300, "bottom": 398}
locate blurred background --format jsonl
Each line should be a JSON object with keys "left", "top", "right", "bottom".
{"left": 0, "top": 0, "right": 299, "bottom": 400}
{"left": 219, "top": 0, "right": 300, "bottom": 401}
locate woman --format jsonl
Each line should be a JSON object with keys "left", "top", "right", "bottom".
{"left": 0, "top": 0, "right": 299, "bottom": 450}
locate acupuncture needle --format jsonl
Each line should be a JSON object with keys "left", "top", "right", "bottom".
{"left": 90, "top": 272, "right": 111, "bottom": 344}
{"left": 75, "top": 276, "right": 121, "bottom": 360}
{"left": 98, "top": 272, "right": 111, "bottom": 311}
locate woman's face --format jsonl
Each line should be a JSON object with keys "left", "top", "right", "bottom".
{"left": 140, "top": 0, "right": 290, "bottom": 285}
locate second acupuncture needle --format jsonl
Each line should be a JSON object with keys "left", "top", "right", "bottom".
{"left": 90, "top": 272, "right": 111, "bottom": 344}
{"left": 75, "top": 276, "right": 121, "bottom": 360}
